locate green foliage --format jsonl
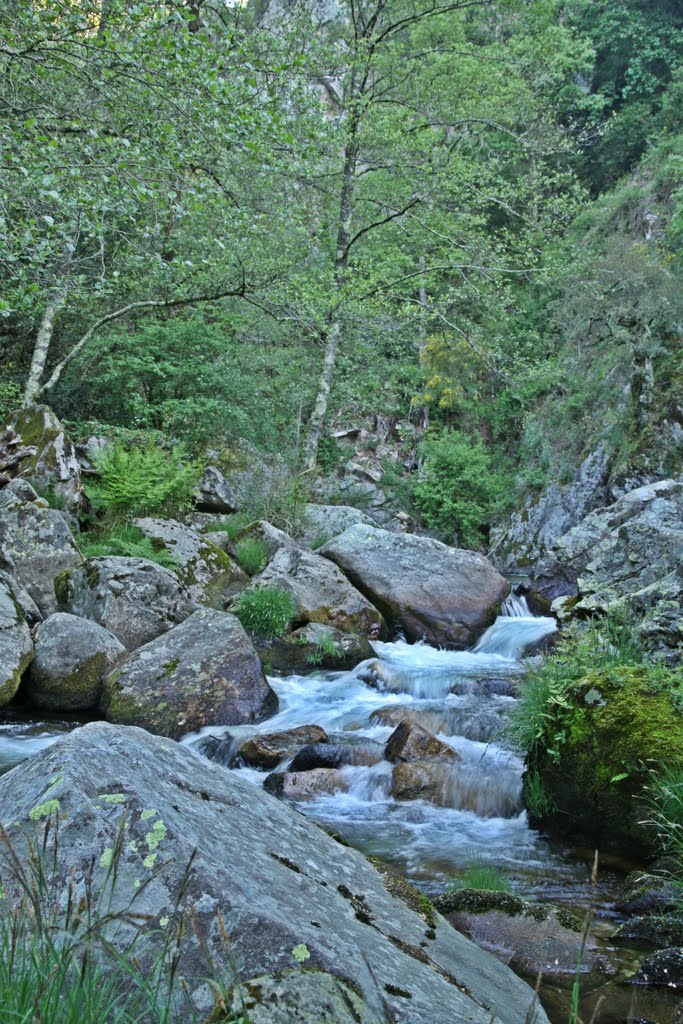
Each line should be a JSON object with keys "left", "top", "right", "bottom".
{"left": 78, "top": 525, "right": 179, "bottom": 569}
{"left": 233, "top": 586, "right": 298, "bottom": 639}
{"left": 206, "top": 515, "right": 251, "bottom": 542}
{"left": 450, "top": 857, "right": 511, "bottom": 894}
{"left": 523, "top": 770, "right": 556, "bottom": 820}
{"left": 647, "top": 766, "right": 683, "bottom": 866}
{"left": 234, "top": 538, "right": 268, "bottom": 577}
{"left": 305, "top": 632, "right": 340, "bottom": 666}
{"left": 0, "top": 377, "right": 22, "bottom": 425}
{"left": 85, "top": 441, "right": 200, "bottom": 520}
{"left": 31, "top": 482, "right": 68, "bottom": 511}
{"left": 412, "top": 430, "right": 503, "bottom": 548}
{"left": 509, "top": 614, "right": 650, "bottom": 761}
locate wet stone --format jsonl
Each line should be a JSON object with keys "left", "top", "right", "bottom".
{"left": 384, "top": 720, "right": 459, "bottom": 763}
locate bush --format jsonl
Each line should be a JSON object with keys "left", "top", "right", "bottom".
{"left": 78, "top": 525, "right": 179, "bottom": 568}
{"left": 85, "top": 441, "right": 200, "bottom": 520}
{"left": 234, "top": 586, "right": 298, "bottom": 639}
{"left": 647, "top": 766, "right": 683, "bottom": 867}
{"left": 234, "top": 537, "right": 268, "bottom": 576}
{"left": 412, "top": 430, "right": 502, "bottom": 549}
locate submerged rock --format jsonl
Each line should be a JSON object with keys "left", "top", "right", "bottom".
{"left": 630, "top": 948, "right": 683, "bottom": 990}
{"left": 246, "top": 544, "right": 386, "bottom": 637}
{"left": 101, "top": 608, "right": 276, "bottom": 739}
{"left": 384, "top": 720, "right": 459, "bottom": 763}
{"left": 26, "top": 612, "right": 125, "bottom": 711}
{"left": 263, "top": 766, "right": 349, "bottom": 799}
{"left": 288, "top": 739, "right": 383, "bottom": 772}
{"left": 0, "top": 580, "right": 33, "bottom": 707}
{"left": 321, "top": 525, "right": 509, "bottom": 648}
{"left": 0, "top": 480, "right": 82, "bottom": 617}
{"left": 57, "top": 556, "right": 195, "bottom": 652}
{"left": 0, "top": 723, "right": 547, "bottom": 1024}
{"left": 236, "top": 725, "right": 329, "bottom": 770}
{"left": 434, "top": 889, "right": 609, "bottom": 986}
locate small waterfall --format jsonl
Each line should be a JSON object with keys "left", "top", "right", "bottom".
{"left": 473, "top": 593, "right": 557, "bottom": 660}
{"left": 500, "top": 592, "right": 532, "bottom": 617}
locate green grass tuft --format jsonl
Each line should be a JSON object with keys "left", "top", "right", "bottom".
{"left": 451, "top": 857, "right": 511, "bottom": 893}
{"left": 78, "top": 525, "right": 179, "bottom": 568}
{"left": 234, "top": 537, "right": 268, "bottom": 576}
{"left": 234, "top": 586, "right": 298, "bottom": 639}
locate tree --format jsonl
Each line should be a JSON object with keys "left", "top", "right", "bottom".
{"left": 0, "top": 0, "right": 302, "bottom": 404}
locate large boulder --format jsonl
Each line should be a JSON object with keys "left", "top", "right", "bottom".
{"left": 25, "top": 612, "right": 125, "bottom": 711}
{"left": 193, "top": 465, "right": 237, "bottom": 513}
{"left": 0, "top": 479, "right": 82, "bottom": 616}
{"left": 321, "top": 525, "right": 509, "bottom": 648}
{"left": 133, "top": 517, "right": 238, "bottom": 607}
{"left": 525, "top": 664, "right": 683, "bottom": 858}
{"left": 246, "top": 545, "right": 386, "bottom": 638}
{"left": 298, "top": 503, "right": 376, "bottom": 547}
{"left": 0, "top": 723, "right": 547, "bottom": 1024}
{"left": 56, "top": 556, "right": 195, "bottom": 652}
{"left": 101, "top": 608, "right": 276, "bottom": 738}
{"left": 235, "top": 725, "right": 329, "bottom": 769}
{"left": 385, "top": 720, "right": 459, "bottom": 763}
{"left": 0, "top": 404, "right": 82, "bottom": 511}
{"left": 0, "top": 579, "right": 33, "bottom": 707}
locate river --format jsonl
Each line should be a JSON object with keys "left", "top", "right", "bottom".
{"left": 0, "top": 596, "right": 678, "bottom": 1022}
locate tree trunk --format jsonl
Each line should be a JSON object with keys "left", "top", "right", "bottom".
{"left": 22, "top": 283, "right": 68, "bottom": 407}
{"left": 303, "top": 102, "right": 360, "bottom": 470}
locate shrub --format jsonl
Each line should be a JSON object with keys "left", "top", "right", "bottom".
{"left": 412, "top": 430, "right": 502, "bottom": 549}
{"left": 234, "top": 537, "right": 268, "bottom": 576}
{"left": 234, "top": 586, "right": 298, "bottom": 639}
{"left": 85, "top": 441, "right": 200, "bottom": 519}
{"left": 78, "top": 525, "right": 179, "bottom": 569}
{"left": 450, "top": 857, "right": 511, "bottom": 893}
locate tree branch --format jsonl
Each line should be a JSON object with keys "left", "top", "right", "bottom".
{"left": 38, "top": 277, "right": 247, "bottom": 396}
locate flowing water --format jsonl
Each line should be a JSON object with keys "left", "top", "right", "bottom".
{"left": 0, "top": 595, "right": 679, "bottom": 1022}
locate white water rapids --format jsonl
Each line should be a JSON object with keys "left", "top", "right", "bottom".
{"left": 183, "top": 596, "right": 574, "bottom": 892}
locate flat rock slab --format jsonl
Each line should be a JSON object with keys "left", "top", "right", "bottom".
{"left": 0, "top": 723, "right": 545, "bottom": 1024}
{"left": 101, "top": 608, "right": 276, "bottom": 738}
{"left": 321, "top": 525, "right": 509, "bottom": 648}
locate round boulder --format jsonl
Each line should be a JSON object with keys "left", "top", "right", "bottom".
{"left": 26, "top": 612, "right": 125, "bottom": 711}
{"left": 101, "top": 608, "right": 277, "bottom": 739}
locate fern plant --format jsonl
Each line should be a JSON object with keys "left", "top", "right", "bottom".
{"left": 85, "top": 441, "right": 200, "bottom": 520}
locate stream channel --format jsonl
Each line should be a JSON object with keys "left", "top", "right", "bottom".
{"left": 0, "top": 594, "right": 678, "bottom": 1023}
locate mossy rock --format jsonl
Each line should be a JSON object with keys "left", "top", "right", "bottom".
{"left": 526, "top": 664, "right": 683, "bottom": 858}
